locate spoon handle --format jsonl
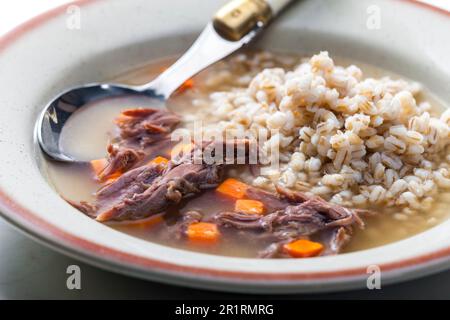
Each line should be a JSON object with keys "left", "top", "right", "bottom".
{"left": 139, "top": 0, "right": 294, "bottom": 99}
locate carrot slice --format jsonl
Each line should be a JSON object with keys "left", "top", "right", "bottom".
{"left": 121, "top": 108, "right": 156, "bottom": 117}
{"left": 283, "top": 239, "right": 324, "bottom": 258}
{"left": 114, "top": 114, "right": 130, "bottom": 125}
{"left": 235, "top": 199, "right": 265, "bottom": 215}
{"left": 177, "top": 78, "right": 194, "bottom": 93}
{"left": 216, "top": 178, "right": 249, "bottom": 199}
{"left": 149, "top": 156, "right": 169, "bottom": 166}
{"left": 90, "top": 158, "right": 108, "bottom": 178}
{"left": 114, "top": 108, "right": 158, "bottom": 125}
{"left": 187, "top": 222, "right": 220, "bottom": 244}
{"left": 161, "top": 66, "right": 194, "bottom": 94}
{"left": 90, "top": 158, "right": 124, "bottom": 182}
{"left": 115, "top": 214, "right": 164, "bottom": 229}
{"left": 104, "top": 172, "right": 122, "bottom": 184}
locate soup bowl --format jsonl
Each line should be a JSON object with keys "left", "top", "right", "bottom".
{"left": 0, "top": 0, "right": 449, "bottom": 293}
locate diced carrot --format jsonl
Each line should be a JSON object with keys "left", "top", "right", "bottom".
{"left": 115, "top": 109, "right": 158, "bottom": 125}
{"left": 121, "top": 108, "right": 155, "bottom": 117}
{"left": 149, "top": 156, "right": 169, "bottom": 166}
{"left": 177, "top": 78, "right": 194, "bottom": 93}
{"left": 114, "top": 114, "right": 130, "bottom": 125}
{"left": 90, "top": 158, "right": 125, "bottom": 182}
{"left": 116, "top": 214, "right": 164, "bottom": 229}
{"left": 216, "top": 178, "right": 249, "bottom": 199}
{"left": 90, "top": 158, "right": 108, "bottom": 178}
{"left": 234, "top": 199, "right": 265, "bottom": 215}
{"left": 283, "top": 239, "right": 324, "bottom": 258}
{"left": 161, "top": 66, "right": 194, "bottom": 94}
{"left": 170, "top": 142, "right": 193, "bottom": 158}
{"left": 104, "top": 172, "right": 122, "bottom": 184}
{"left": 187, "top": 222, "right": 220, "bottom": 244}
{"left": 95, "top": 209, "right": 113, "bottom": 222}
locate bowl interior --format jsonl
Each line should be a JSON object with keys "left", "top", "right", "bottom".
{"left": 1, "top": 0, "right": 450, "bottom": 292}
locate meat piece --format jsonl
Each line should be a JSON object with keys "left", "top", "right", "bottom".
{"left": 66, "top": 199, "right": 97, "bottom": 218}
{"left": 98, "top": 108, "right": 180, "bottom": 180}
{"left": 319, "top": 226, "right": 353, "bottom": 256}
{"left": 70, "top": 163, "right": 164, "bottom": 218}
{"left": 215, "top": 187, "right": 364, "bottom": 258}
{"left": 93, "top": 162, "right": 222, "bottom": 222}
{"left": 177, "top": 138, "right": 255, "bottom": 165}
{"left": 244, "top": 186, "right": 295, "bottom": 212}
{"left": 116, "top": 108, "right": 181, "bottom": 147}
{"left": 78, "top": 140, "right": 253, "bottom": 222}
{"left": 99, "top": 144, "right": 144, "bottom": 180}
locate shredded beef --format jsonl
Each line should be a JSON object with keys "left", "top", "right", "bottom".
{"left": 98, "top": 108, "right": 181, "bottom": 180}
{"left": 73, "top": 140, "right": 252, "bottom": 222}
{"left": 93, "top": 162, "right": 221, "bottom": 222}
{"left": 214, "top": 186, "right": 364, "bottom": 258}
{"left": 117, "top": 108, "right": 181, "bottom": 147}
{"left": 98, "top": 144, "right": 144, "bottom": 180}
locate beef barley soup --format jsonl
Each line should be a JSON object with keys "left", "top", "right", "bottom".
{"left": 45, "top": 51, "right": 450, "bottom": 258}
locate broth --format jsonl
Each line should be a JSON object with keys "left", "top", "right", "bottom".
{"left": 45, "top": 51, "right": 450, "bottom": 258}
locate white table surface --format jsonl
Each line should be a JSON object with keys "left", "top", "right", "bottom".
{"left": 1, "top": 0, "right": 450, "bottom": 299}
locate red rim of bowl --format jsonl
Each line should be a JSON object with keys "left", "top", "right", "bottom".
{"left": 0, "top": 0, "right": 449, "bottom": 284}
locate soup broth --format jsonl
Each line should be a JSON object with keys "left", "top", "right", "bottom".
{"left": 45, "top": 51, "right": 450, "bottom": 258}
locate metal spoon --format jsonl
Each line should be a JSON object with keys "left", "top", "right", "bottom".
{"left": 36, "top": 0, "right": 293, "bottom": 162}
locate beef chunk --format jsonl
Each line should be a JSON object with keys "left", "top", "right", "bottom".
{"left": 244, "top": 186, "right": 301, "bottom": 212}
{"left": 93, "top": 162, "right": 222, "bottom": 222}
{"left": 98, "top": 144, "right": 144, "bottom": 180}
{"left": 176, "top": 138, "right": 255, "bottom": 165}
{"left": 98, "top": 108, "right": 181, "bottom": 180}
{"left": 116, "top": 108, "right": 181, "bottom": 147}
{"left": 65, "top": 199, "right": 97, "bottom": 218}
{"left": 214, "top": 186, "right": 364, "bottom": 258}
{"left": 69, "top": 163, "right": 164, "bottom": 218}
{"left": 75, "top": 140, "right": 253, "bottom": 222}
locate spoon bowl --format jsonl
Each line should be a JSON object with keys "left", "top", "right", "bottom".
{"left": 36, "top": 83, "right": 163, "bottom": 162}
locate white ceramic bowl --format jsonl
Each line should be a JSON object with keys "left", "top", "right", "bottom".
{"left": 0, "top": 0, "right": 450, "bottom": 294}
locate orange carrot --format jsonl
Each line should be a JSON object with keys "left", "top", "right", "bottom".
{"left": 115, "top": 214, "right": 164, "bottom": 229}
{"left": 177, "top": 78, "right": 194, "bottom": 93}
{"left": 90, "top": 158, "right": 108, "bottom": 178}
{"left": 149, "top": 156, "right": 169, "bottom": 166}
{"left": 162, "top": 66, "right": 194, "bottom": 94}
{"left": 114, "top": 114, "right": 130, "bottom": 125}
{"left": 114, "top": 108, "right": 158, "bottom": 125}
{"left": 187, "top": 222, "right": 220, "bottom": 244}
{"left": 104, "top": 172, "right": 122, "bottom": 184}
{"left": 121, "top": 108, "right": 156, "bottom": 117}
{"left": 283, "top": 239, "right": 324, "bottom": 258}
{"left": 216, "top": 178, "right": 249, "bottom": 199}
{"left": 90, "top": 158, "right": 125, "bottom": 182}
{"left": 235, "top": 199, "right": 265, "bottom": 215}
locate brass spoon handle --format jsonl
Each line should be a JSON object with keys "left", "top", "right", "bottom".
{"left": 214, "top": 0, "right": 294, "bottom": 41}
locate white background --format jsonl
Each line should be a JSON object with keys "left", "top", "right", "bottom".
{"left": 1, "top": 0, "right": 450, "bottom": 299}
